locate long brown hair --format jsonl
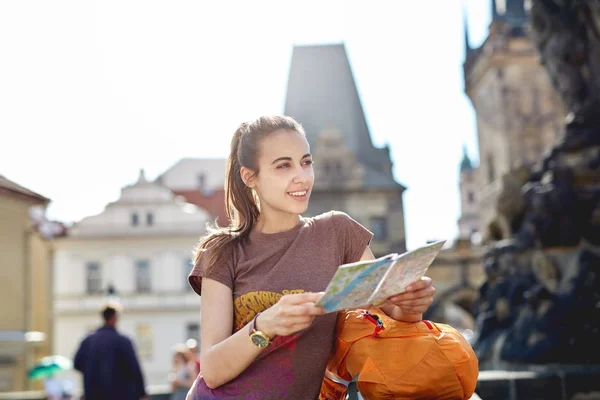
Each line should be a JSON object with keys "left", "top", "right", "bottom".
{"left": 194, "top": 115, "right": 306, "bottom": 274}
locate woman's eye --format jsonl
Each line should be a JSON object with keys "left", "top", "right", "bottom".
{"left": 277, "top": 163, "right": 290, "bottom": 169}
{"left": 304, "top": 160, "right": 314, "bottom": 166}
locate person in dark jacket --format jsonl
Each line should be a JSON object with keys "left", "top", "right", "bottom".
{"left": 74, "top": 303, "right": 147, "bottom": 400}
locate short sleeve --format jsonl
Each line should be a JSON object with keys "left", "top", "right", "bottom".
{"left": 188, "top": 246, "right": 235, "bottom": 296}
{"left": 330, "top": 211, "right": 373, "bottom": 264}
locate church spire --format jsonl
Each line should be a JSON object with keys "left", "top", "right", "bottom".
{"left": 491, "top": 0, "right": 528, "bottom": 27}
{"left": 505, "top": 0, "right": 527, "bottom": 26}
{"left": 460, "top": 145, "right": 474, "bottom": 172}
{"left": 284, "top": 43, "right": 375, "bottom": 158}
{"left": 463, "top": 6, "right": 472, "bottom": 58}
{"left": 492, "top": 0, "right": 499, "bottom": 20}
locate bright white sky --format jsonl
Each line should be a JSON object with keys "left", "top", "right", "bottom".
{"left": 0, "top": 0, "right": 491, "bottom": 250}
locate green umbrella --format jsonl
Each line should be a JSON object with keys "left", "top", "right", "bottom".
{"left": 28, "top": 355, "right": 73, "bottom": 380}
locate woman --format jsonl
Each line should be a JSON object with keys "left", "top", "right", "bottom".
{"left": 187, "top": 115, "right": 436, "bottom": 399}
{"left": 169, "top": 344, "right": 196, "bottom": 400}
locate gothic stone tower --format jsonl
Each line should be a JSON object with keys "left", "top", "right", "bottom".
{"left": 284, "top": 43, "right": 407, "bottom": 256}
{"left": 462, "top": 0, "right": 565, "bottom": 238}
{"left": 458, "top": 146, "right": 480, "bottom": 241}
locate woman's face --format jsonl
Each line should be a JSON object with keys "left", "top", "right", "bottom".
{"left": 243, "top": 129, "right": 314, "bottom": 217}
{"left": 174, "top": 352, "right": 186, "bottom": 365}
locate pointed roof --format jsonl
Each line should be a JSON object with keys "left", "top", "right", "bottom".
{"left": 0, "top": 175, "right": 49, "bottom": 204}
{"left": 492, "top": 0, "right": 499, "bottom": 19}
{"left": 460, "top": 145, "right": 474, "bottom": 172}
{"left": 492, "top": 0, "right": 528, "bottom": 27}
{"left": 505, "top": 0, "right": 528, "bottom": 26}
{"left": 463, "top": 7, "right": 472, "bottom": 59}
{"left": 284, "top": 43, "right": 374, "bottom": 156}
{"left": 284, "top": 43, "right": 403, "bottom": 190}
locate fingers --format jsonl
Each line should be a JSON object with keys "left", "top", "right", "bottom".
{"left": 261, "top": 292, "right": 326, "bottom": 337}
{"left": 404, "top": 276, "right": 433, "bottom": 292}
{"left": 390, "top": 293, "right": 434, "bottom": 314}
{"left": 388, "top": 285, "right": 436, "bottom": 303}
{"left": 386, "top": 277, "right": 435, "bottom": 315}
{"left": 278, "top": 293, "right": 326, "bottom": 316}
{"left": 282, "top": 292, "right": 325, "bottom": 304}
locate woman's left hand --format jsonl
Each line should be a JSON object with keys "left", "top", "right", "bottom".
{"left": 381, "top": 277, "right": 436, "bottom": 321}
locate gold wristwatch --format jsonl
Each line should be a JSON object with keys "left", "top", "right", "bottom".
{"left": 249, "top": 312, "right": 271, "bottom": 348}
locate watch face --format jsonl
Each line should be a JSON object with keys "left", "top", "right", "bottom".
{"left": 251, "top": 333, "right": 269, "bottom": 348}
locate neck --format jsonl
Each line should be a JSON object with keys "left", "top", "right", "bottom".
{"left": 255, "top": 211, "right": 300, "bottom": 234}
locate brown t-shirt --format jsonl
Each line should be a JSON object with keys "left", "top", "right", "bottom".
{"left": 188, "top": 211, "right": 372, "bottom": 400}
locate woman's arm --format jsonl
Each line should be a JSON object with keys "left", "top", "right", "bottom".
{"left": 198, "top": 278, "right": 260, "bottom": 389}
{"left": 198, "top": 278, "right": 325, "bottom": 389}
{"left": 358, "top": 246, "right": 435, "bottom": 322}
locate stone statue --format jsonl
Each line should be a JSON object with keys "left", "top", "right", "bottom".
{"left": 528, "top": 0, "right": 600, "bottom": 150}
{"left": 472, "top": 0, "right": 600, "bottom": 367}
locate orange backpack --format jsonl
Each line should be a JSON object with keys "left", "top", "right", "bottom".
{"left": 319, "top": 307, "right": 479, "bottom": 400}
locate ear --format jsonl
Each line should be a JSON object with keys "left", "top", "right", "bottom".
{"left": 240, "top": 166, "right": 257, "bottom": 188}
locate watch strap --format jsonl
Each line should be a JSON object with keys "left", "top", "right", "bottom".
{"left": 249, "top": 312, "right": 261, "bottom": 334}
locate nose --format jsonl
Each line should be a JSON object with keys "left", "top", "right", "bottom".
{"left": 293, "top": 165, "right": 309, "bottom": 184}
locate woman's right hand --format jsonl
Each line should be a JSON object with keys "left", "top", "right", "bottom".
{"left": 256, "top": 292, "right": 326, "bottom": 338}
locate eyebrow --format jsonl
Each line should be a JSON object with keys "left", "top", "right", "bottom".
{"left": 271, "top": 153, "right": 312, "bottom": 165}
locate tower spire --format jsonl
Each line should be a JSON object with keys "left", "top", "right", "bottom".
{"left": 463, "top": 6, "right": 472, "bottom": 58}
{"left": 460, "top": 144, "right": 474, "bottom": 172}
{"left": 492, "top": 0, "right": 499, "bottom": 20}
{"left": 505, "top": 0, "right": 528, "bottom": 26}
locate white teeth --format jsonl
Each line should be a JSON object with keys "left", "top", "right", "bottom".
{"left": 289, "top": 191, "right": 307, "bottom": 197}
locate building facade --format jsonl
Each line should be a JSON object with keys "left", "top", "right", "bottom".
{"left": 0, "top": 176, "right": 55, "bottom": 392}
{"left": 461, "top": 0, "right": 565, "bottom": 238}
{"left": 52, "top": 170, "right": 210, "bottom": 387}
{"left": 284, "top": 43, "right": 407, "bottom": 256}
{"left": 156, "top": 158, "right": 228, "bottom": 226}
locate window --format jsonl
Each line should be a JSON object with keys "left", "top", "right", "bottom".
{"left": 186, "top": 322, "right": 200, "bottom": 345}
{"left": 131, "top": 213, "right": 139, "bottom": 227}
{"left": 467, "top": 192, "right": 475, "bottom": 204}
{"left": 334, "top": 160, "right": 342, "bottom": 173}
{"left": 86, "top": 262, "right": 102, "bottom": 294}
{"left": 135, "top": 260, "right": 151, "bottom": 293}
{"left": 146, "top": 212, "right": 154, "bottom": 226}
{"left": 487, "top": 154, "right": 496, "bottom": 184}
{"left": 136, "top": 323, "right": 153, "bottom": 360}
{"left": 370, "top": 217, "right": 388, "bottom": 241}
{"left": 184, "top": 258, "right": 193, "bottom": 291}
{"left": 197, "top": 173, "right": 206, "bottom": 189}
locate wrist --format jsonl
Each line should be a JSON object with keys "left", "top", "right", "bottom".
{"left": 255, "top": 312, "right": 276, "bottom": 339}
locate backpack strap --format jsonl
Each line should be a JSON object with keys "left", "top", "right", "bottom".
{"left": 347, "top": 375, "right": 359, "bottom": 400}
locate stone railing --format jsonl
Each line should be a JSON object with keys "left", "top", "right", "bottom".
{"left": 0, "top": 384, "right": 171, "bottom": 400}
{"left": 54, "top": 291, "right": 200, "bottom": 315}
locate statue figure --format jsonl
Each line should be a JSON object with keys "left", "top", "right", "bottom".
{"left": 472, "top": 0, "right": 600, "bottom": 366}
{"left": 528, "top": 0, "right": 600, "bottom": 150}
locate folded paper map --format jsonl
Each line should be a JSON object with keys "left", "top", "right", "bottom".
{"left": 316, "top": 240, "right": 446, "bottom": 313}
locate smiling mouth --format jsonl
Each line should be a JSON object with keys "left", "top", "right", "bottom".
{"left": 288, "top": 190, "right": 308, "bottom": 197}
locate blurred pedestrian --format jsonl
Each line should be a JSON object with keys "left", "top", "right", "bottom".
{"left": 185, "top": 338, "right": 200, "bottom": 376}
{"left": 74, "top": 302, "right": 147, "bottom": 400}
{"left": 169, "top": 344, "right": 196, "bottom": 400}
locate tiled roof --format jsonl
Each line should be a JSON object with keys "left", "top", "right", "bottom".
{"left": 0, "top": 175, "right": 49, "bottom": 204}
{"left": 172, "top": 188, "right": 229, "bottom": 226}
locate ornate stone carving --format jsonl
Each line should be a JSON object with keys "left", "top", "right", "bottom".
{"left": 472, "top": 0, "right": 600, "bottom": 366}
